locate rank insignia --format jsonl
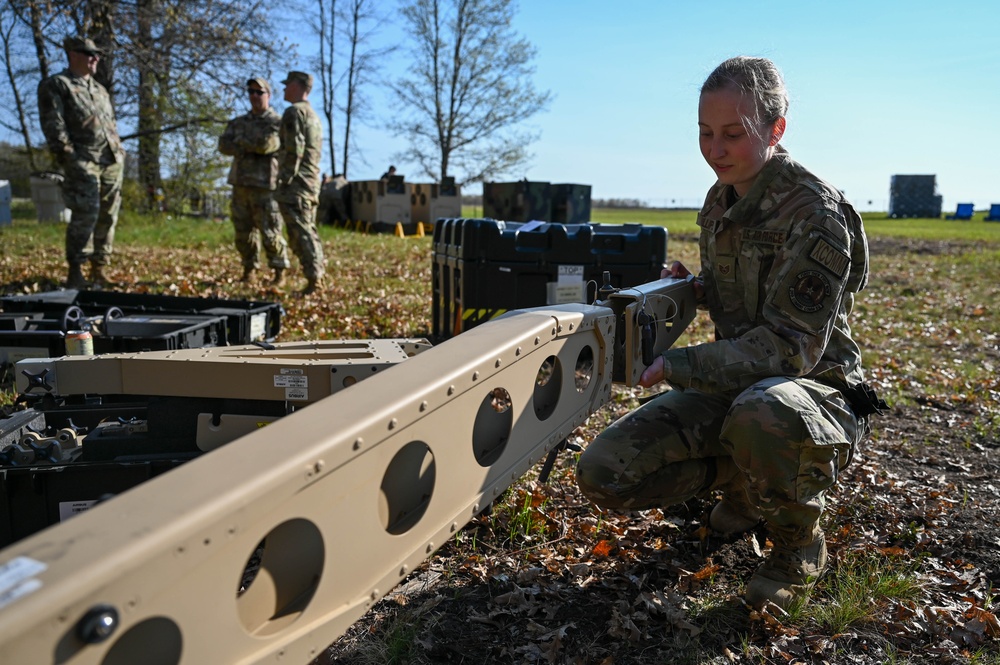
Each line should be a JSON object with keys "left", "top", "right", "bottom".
{"left": 716, "top": 257, "right": 735, "bottom": 280}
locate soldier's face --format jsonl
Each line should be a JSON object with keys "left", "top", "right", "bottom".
{"left": 69, "top": 50, "right": 99, "bottom": 77}
{"left": 283, "top": 81, "right": 304, "bottom": 103}
{"left": 248, "top": 86, "right": 269, "bottom": 113}
{"left": 698, "top": 88, "right": 783, "bottom": 197}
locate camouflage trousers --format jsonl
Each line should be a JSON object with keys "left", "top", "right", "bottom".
{"left": 576, "top": 377, "right": 863, "bottom": 543}
{"left": 231, "top": 186, "right": 290, "bottom": 270}
{"left": 278, "top": 198, "right": 325, "bottom": 281}
{"left": 61, "top": 157, "right": 123, "bottom": 267}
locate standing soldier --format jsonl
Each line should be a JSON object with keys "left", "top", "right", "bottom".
{"left": 37, "top": 36, "right": 125, "bottom": 289}
{"left": 276, "top": 70, "right": 325, "bottom": 295}
{"left": 218, "top": 77, "right": 290, "bottom": 284}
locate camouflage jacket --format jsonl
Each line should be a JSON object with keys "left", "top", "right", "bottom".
{"left": 218, "top": 107, "right": 281, "bottom": 190}
{"left": 37, "top": 69, "right": 123, "bottom": 164}
{"left": 660, "top": 148, "right": 869, "bottom": 395}
{"left": 276, "top": 101, "right": 322, "bottom": 203}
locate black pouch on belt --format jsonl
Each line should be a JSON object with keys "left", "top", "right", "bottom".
{"left": 842, "top": 382, "right": 889, "bottom": 418}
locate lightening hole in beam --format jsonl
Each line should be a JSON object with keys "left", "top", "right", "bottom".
{"left": 533, "top": 355, "right": 561, "bottom": 421}
{"left": 236, "top": 519, "right": 324, "bottom": 637}
{"left": 380, "top": 440, "right": 436, "bottom": 535}
{"left": 473, "top": 387, "right": 513, "bottom": 466}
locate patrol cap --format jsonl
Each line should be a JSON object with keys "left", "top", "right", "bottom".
{"left": 281, "top": 71, "right": 313, "bottom": 89}
{"left": 246, "top": 77, "right": 271, "bottom": 94}
{"left": 63, "top": 36, "right": 102, "bottom": 55}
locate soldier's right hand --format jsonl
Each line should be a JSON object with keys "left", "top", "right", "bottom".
{"left": 663, "top": 261, "right": 704, "bottom": 301}
{"left": 57, "top": 145, "right": 75, "bottom": 167}
{"left": 662, "top": 261, "right": 691, "bottom": 279}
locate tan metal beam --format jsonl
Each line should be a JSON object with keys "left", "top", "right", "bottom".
{"left": 0, "top": 305, "right": 615, "bottom": 664}
{"left": 14, "top": 339, "right": 432, "bottom": 404}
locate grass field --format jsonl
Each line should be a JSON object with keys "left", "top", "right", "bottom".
{"left": 7, "top": 199, "right": 1000, "bottom": 247}
{"left": 585, "top": 205, "right": 1000, "bottom": 243}
{"left": 3, "top": 198, "right": 999, "bottom": 417}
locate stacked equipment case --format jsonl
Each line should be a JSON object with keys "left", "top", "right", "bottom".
{"left": 888, "top": 175, "right": 943, "bottom": 218}
{"left": 432, "top": 218, "right": 667, "bottom": 341}
{"left": 0, "top": 290, "right": 282, "bottom": 365}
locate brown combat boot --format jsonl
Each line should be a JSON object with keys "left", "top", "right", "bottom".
{"left": 66, "top": 263, "right": 89, "bottom": 290}
{"left": 299, "top": 276, "right": 321, "bottom": 295}
{"left": 745, "top": 530, "right": 828, "bottom": 610}
{"left": 271, "top": 267, "right": 285, "bottom": 286}
{"left": 709, "top": 481, "right": 762, "bottom": 536}
{"left": 240, "top": 266, "right": 254, "bottom": 282}
{"left": 90, "top": 262, "right": 113, "bottom": 289}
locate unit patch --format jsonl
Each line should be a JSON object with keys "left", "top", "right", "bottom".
{"left": 789, "top": 270, "right": 831, "bottom": 313}
{"left": 809, "top": 238, "right": 849, "bottom": 278}
{"left": 740, "top": 228, "right": 787, "bottom": 246}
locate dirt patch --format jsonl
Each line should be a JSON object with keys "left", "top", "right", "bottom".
{"left": 866, "top": 237, "right": 982, "bottom": 256}
{"left": 323, "top": 402, "right": 1000, "bottom": 665}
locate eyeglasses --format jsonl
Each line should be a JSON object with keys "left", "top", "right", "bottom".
{"left": 247, "top": 89, "right": 267, "bottom": 96}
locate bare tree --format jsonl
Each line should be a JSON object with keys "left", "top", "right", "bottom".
{"left": 1, "top": 0, "right": 293, "bottom": 209}
{"left": 0, "top": 0, "right": 77, "bottom": 172}
{"left": 114, "top": 0, "right": 292, "bottom": 208}
{"left": 390, "top": 0, "right": 550, "bottom": 184}
{"left": 311, "top": 0, "right": 394, "bottom": 178}
{"left": 337, "top": 0, "right": 394, "bottom": 177}
{"left": 4, "top": 0, "right": 54, "bottom": 86}
{"left": 315, "top": 0, "right": 337, "bottom": 176}
{"left": 0, "top": 2, "right": 39, "bottom": 170}
{"left": 134, "top": 0, "right": 162, "bottom": 206}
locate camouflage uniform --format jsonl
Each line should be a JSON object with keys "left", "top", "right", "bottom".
{"left": 37, "top": 65, "right": 124, "bottom": 270}
{"left": 276, "top": 94, "right": 325, "bottom": 284}
{"left": 218, "top": 105, "right": 290, "bottom": 273}
{"left": 578, "top": 148, "right": 870, "bottom": 547}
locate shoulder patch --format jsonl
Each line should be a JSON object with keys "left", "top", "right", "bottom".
{"left": 788, "top": 270, "right": 831, "bottom": 313}
{"left": 740, "top": 228, "right": 787, "bottom": 246}
{"left": 809, "top": 238, "right": 849, "bottom": 278}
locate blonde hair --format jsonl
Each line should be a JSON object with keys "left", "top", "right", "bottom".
{"left": 702, "top": 56, "right": 788, "bottom": 136}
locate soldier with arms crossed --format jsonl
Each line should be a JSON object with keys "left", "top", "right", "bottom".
{"left": 218, "top": 77, "right": 290, "bottom": 285}
{"left": 37, "top": 36, "right": 125, "bottom": 289}
{"left": 577, "top": 56, "right": 884, "bottom": 610}
{"left": 276, "top": 70, "right": 325, "bottom": 295}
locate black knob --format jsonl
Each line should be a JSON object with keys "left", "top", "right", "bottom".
{"left": 597, "top": 271, "right": 615, "bottom": 301}
{"left": 76, "top": 604, "right": 119, "bottom": 644}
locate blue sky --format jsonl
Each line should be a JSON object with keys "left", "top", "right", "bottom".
{"left": 293, "top": 1, "right": 1000, "bottom": 211}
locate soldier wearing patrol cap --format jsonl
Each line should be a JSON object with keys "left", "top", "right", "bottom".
{"left": 577, "top": 56, "right": 884, "bottom": 611}
{"left": 276, "top": 70, "right": 325, "bottom": 295}
{"left": 218, "top": 76, "right": 290, "bottom": 285}
{"left": 37, "top": 36, "right": 125, "bottom": 289}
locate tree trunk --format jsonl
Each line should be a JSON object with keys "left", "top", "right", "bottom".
{"left": 342, "top": 6, "right": 359, "bottom": 177}
{"left": 0, "top": 11, "right": 37, "bottom": 170}
{"left": 317, "top": 0, "right": 337, "bottom": 177}
{"left": 136, "top": 0, "right": 162, "bottom": 211}
{"left": 27, "top": 1, "right": 48, "bottom": 81}
{"left": 89, "top": 0, "right": 115, "bottom": 97}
